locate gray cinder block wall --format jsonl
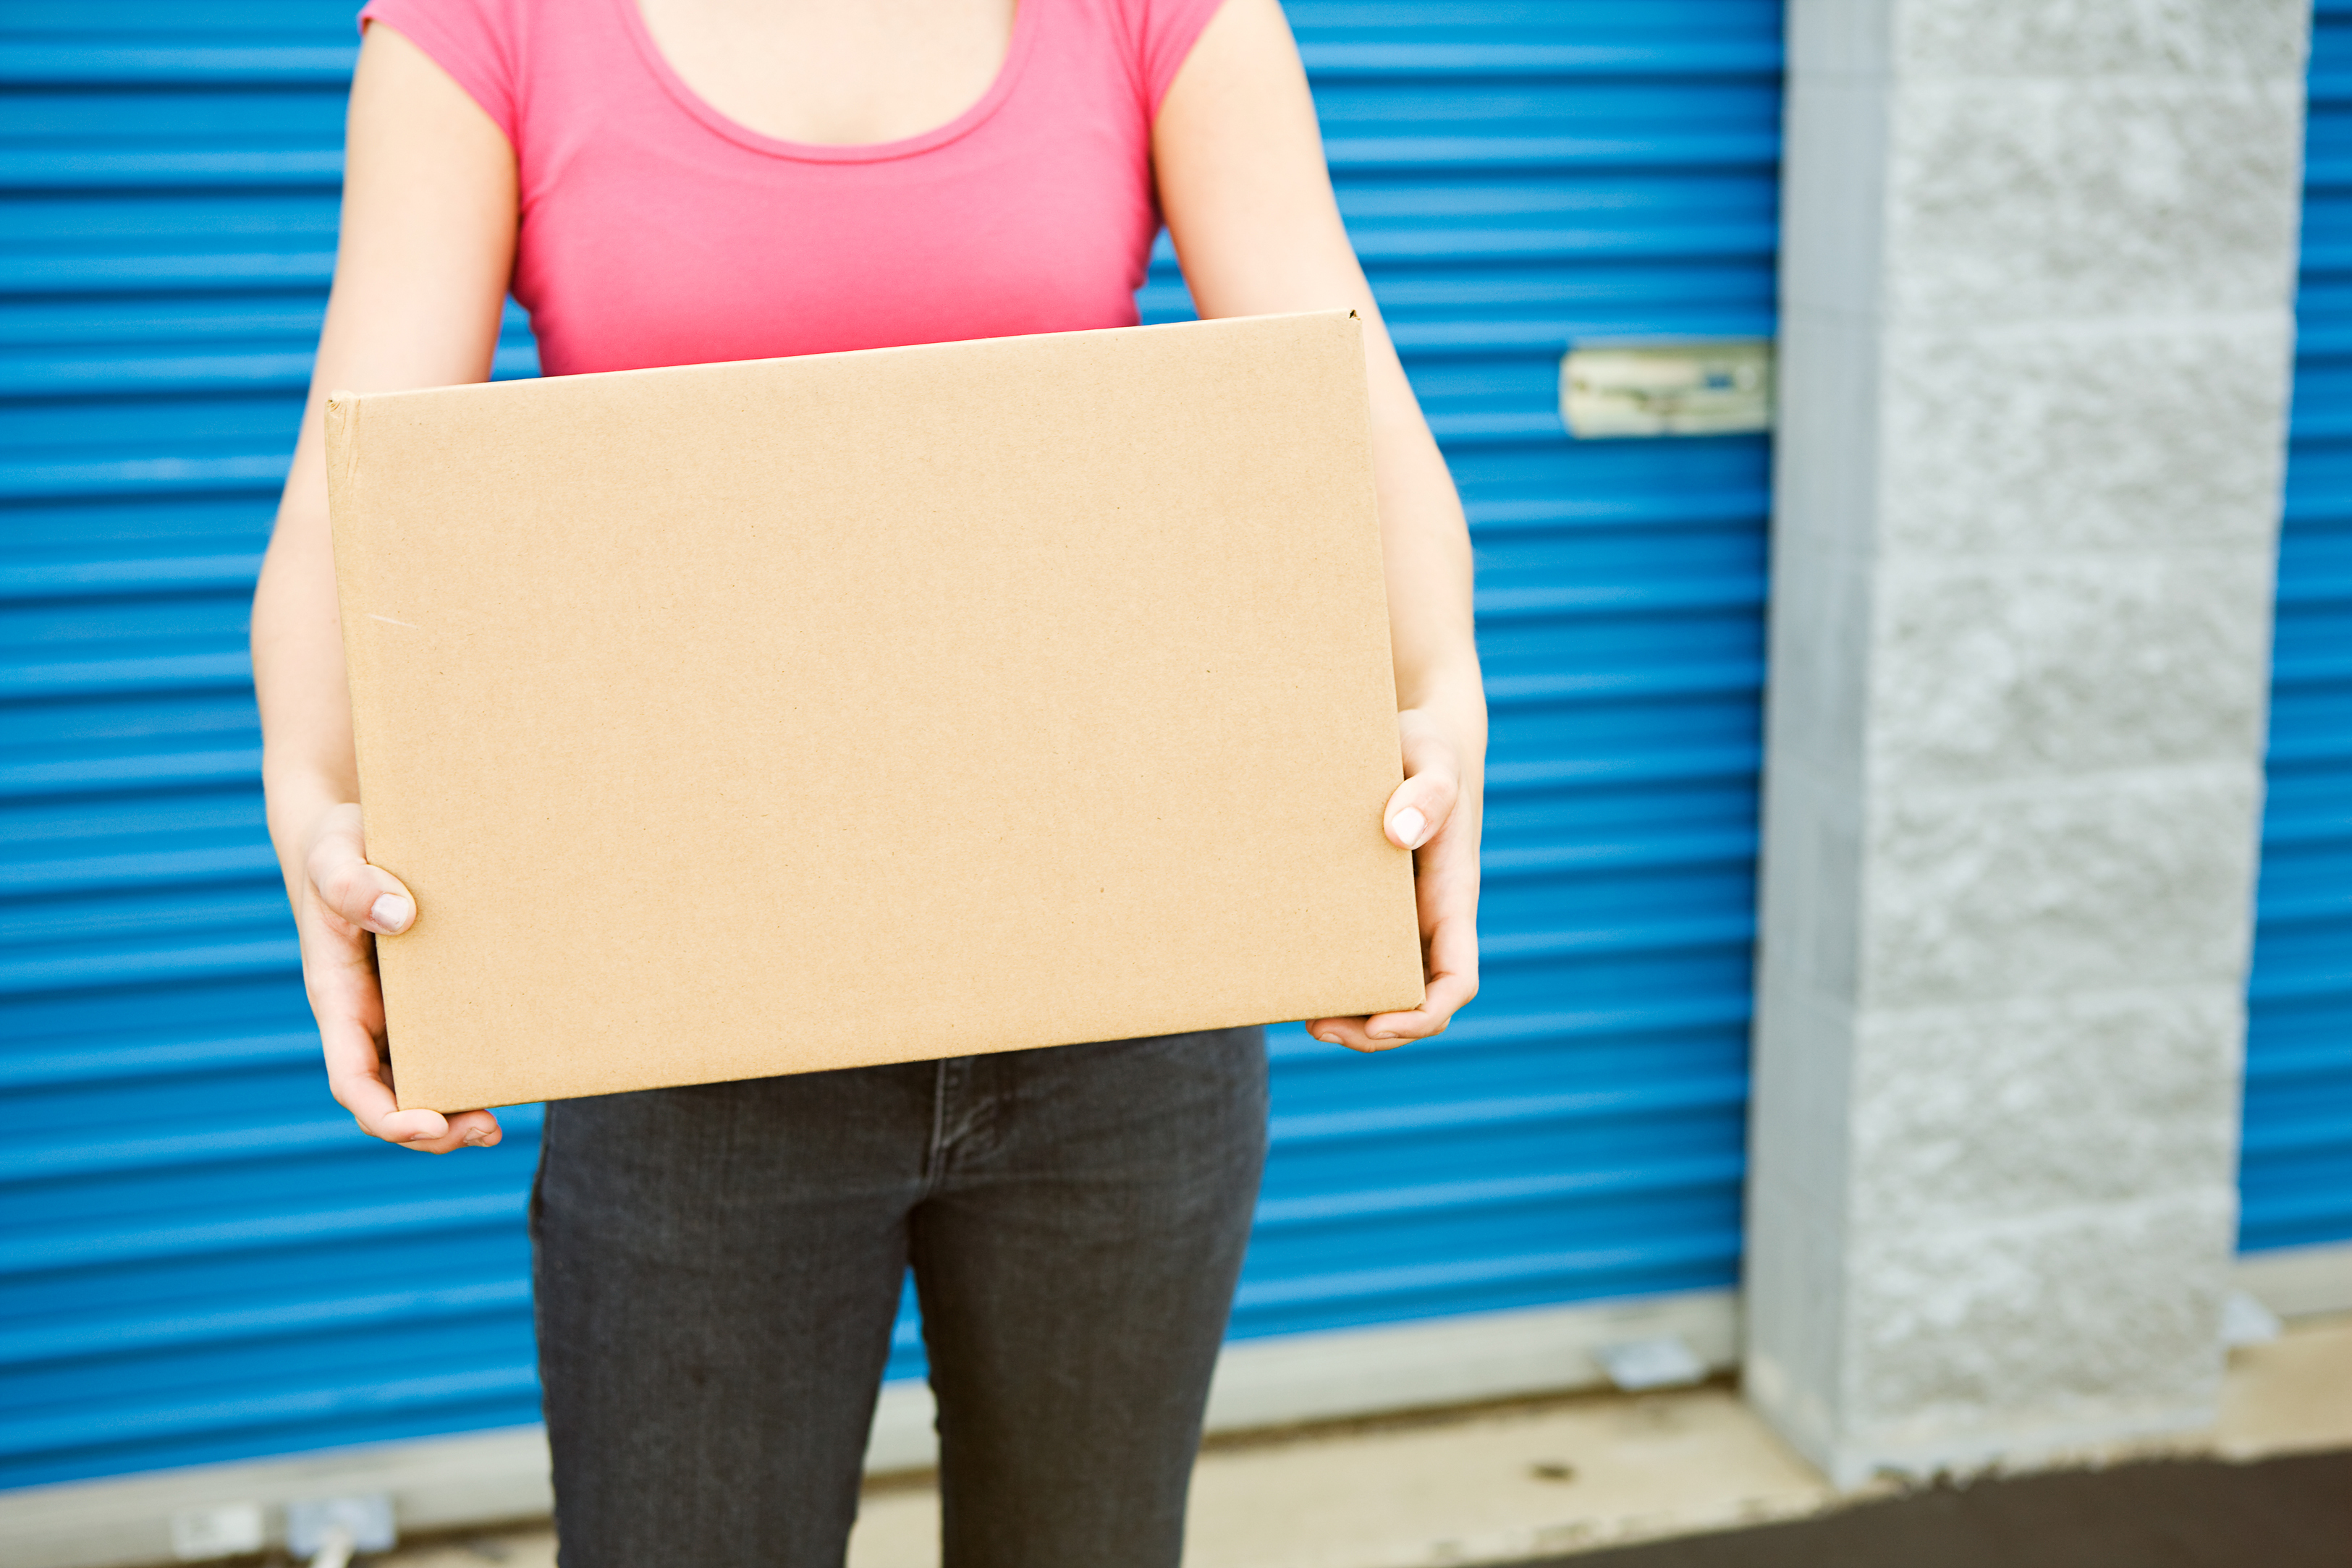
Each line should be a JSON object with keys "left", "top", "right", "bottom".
{"left": 1746, "top": 0, "right": 2309, "bottom": 1483}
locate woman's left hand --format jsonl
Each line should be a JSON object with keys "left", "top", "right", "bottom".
{"left": 1307, "top": 708, "right": 1481, "bottom": 1051}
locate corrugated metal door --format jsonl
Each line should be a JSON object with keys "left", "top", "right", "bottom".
{"left": 2241, "top": 0, "right": 2352, "bottom": 1258}
{"left": 0, "top": 0, "right": 1780, "bottom": 1491}
{"left": 1, "top": 1, "right": 551, "bottom": 1493}
{"left": 1205, "top": 0, "right": 1780, "bottom": 1341}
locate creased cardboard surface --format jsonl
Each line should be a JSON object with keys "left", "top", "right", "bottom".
{"left": 328, "top": 310, "right": 1423, "bottom": 1111}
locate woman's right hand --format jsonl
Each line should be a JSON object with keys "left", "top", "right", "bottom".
{"left": 250, "top": 25, "right": 515, "bottom": 1153}
{"left": 299, "top": 802, "right": 502, "bottom": 1153}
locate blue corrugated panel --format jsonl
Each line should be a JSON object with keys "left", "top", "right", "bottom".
{"left": 0, "top": 0, "right": 1779, "bottom": 1491}
{"left": 2243, "top": 0, "right": 2352, "bottom": 1256}
{"left": 1209, "top": 0, "right": 1777, "bottom": 1343}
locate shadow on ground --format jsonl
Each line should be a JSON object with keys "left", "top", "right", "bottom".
{"left": 1539, "top": 1450, "right": 2351, "bottom": 1568}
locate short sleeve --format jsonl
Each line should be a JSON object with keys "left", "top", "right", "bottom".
{"left": 358, "top": 0, "right": 521, "bottom": 145}
{"left": 1130, "top": 0, "right": 1231, "bottom": 116}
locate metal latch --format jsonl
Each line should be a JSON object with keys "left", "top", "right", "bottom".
{"left": 1561, "top": 339, "right": 1773, "bottom": 437}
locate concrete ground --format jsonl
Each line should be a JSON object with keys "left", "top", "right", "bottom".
{"left": 378, "top": 1314, "right": 2352, "bottom": 1568}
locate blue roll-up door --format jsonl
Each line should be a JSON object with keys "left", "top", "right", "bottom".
{"left": 1, "top": 0, "right": 1780, "bottom": 1492}
{"left": 2241, "top": 0, "right": 2352, "bottom": 1258}
{"left": 1206, "top": 1, "right": 1780, "bottom": 1341}
{"left": 1, "top": 4, "right": 552, "bottom": 1493}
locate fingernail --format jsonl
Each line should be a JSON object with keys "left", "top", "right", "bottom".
{"left": 1389, "top": 806, "right": 1426, "bottom": 848}
{"left": 1369, "top": 1030, "right": 1399, "bottom": 1040}
{"left": 465, "top": 1127, "right": 494, "bottom": 1147}
{"left": 371, "top": 894, "right": 413, "bottom": 933}
{"left": 1319, "top": 1033, "right": 1345, "bottom": 1046}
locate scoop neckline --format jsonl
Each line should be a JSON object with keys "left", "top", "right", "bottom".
{"left": 616, "top": 0, "right": 1040, "bottom": 164}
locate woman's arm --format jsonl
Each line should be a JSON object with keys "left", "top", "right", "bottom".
{"left": 252, "top": 22, "right": 518, "bottom": 1150}
{"left": 1154, "top": 0, "right": 1485, "bottom": 1049}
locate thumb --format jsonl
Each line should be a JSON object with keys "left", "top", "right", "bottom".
{"left": 1384, "top": 722, "right": 1461, "bottom": 851}
{"left": 306, "top": 808, "right": 418, "bottom": 936}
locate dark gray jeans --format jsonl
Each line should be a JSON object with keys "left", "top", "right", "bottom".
{"left": 530, "top": 1026, "right": 1269, "bottom": 1568}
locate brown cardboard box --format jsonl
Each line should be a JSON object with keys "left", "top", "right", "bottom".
{"left": 327, "top": 309, "right": 1424, "bottom": 1111}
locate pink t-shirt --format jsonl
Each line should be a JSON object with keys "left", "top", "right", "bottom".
{"left": 356, "top": 0, "right": 1225, "bottom": 376}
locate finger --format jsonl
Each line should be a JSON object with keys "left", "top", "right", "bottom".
{"left": 1368, "top": 920, "right": 1479, "bottom": 1035}
{"left": 1384, "top": 730, "right": 1461, "bottom": 851}
{"left": 327, "top": 1046, "right": 503, "bottom": 1153}
{"left": 328, "top": 1036, "right": 448, "bottom": 1145}
{"left": 1382, "top": 772, "right": 1458, "bottom": 851}
{"left": 1302, "top": 1014, "right": 1406, "bottom": 1054}
{"left": 394, "top": 1107, "right": 504, "bottom": 1152}
{"left": 1363, "top": 970, "right": 1479, "bottom": 1042}
{"left": 446, "top": 1109, "right": 506, "bottom": 1149}
{"left": 316, "top": 999, "right": 483, "bottom": 1150}
{"left": 307, "top": 815, "right": 418, "bottom": 936}
{"left": 1365, "top": 891, "right": 1480, "bottom": 1038}
{"left": 318, "top": 854, "right": 417, "bottom": 936}
{"left": 345, "top": 1075, "right": 499, "bottom": 1153}
{"left": 378, "top": 1105, "right": 502, "bottom": 1153}
{"left": 321, "top": 1021, "right": 433, "bottom": 1139}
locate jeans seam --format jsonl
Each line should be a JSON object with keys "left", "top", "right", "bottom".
{"left": 923, "top": 1055, "right": 949, "bottom": 1197}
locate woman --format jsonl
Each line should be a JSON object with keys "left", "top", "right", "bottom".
{"left": 252, "top": 0, "right": 1484, "bottom": 1561}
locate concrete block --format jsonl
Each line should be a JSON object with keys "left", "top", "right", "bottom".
{"left": 1861, "top": 766, "right": 2262, "bottom": 1007}
{"left": 1777, "top": 79, "right": 1890, "bottom": 318}
{"left": 1762, "top": 538, "right": 1874, "bottom": 771}
{"left": 1848, "top": 987, "right": 2245, "bottom": 1231}
{"left": 1845, "top": 1191, "right": 2235, "bottom": 1449}
{"left": 1769, "top": 308, "right": 1884, "bottom": 556}
{"left": 1877, "top": 317, "right": 2293, "bottom": 555}
{"left": 1740, "top": 1185, "right": 1853, "bottom": 1467}
{"left": 1893, "top": 0, "right": 2309, "bottom": 80}
{"left": 1869, "top": 550, "right": 2277, "bottom": 784}
{"left": 1786, "top": 0, "right": 1895, "bottom": 78}
{"left": 1748, "top": 978, "right": 1860, "bottom": 1213}
{"left": 1884, "top": 78, "right": 2305, "bottom": 324}
{"left": 1754, "top": 0, "right": 2297, "bottom": 1485}
{"left": 1756, "top": 755, "right": 1867, "bottom": 1006}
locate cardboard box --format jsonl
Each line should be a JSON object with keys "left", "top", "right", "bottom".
{"left": 327, "top": 309, "right": 1424, "bottom": 1111}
